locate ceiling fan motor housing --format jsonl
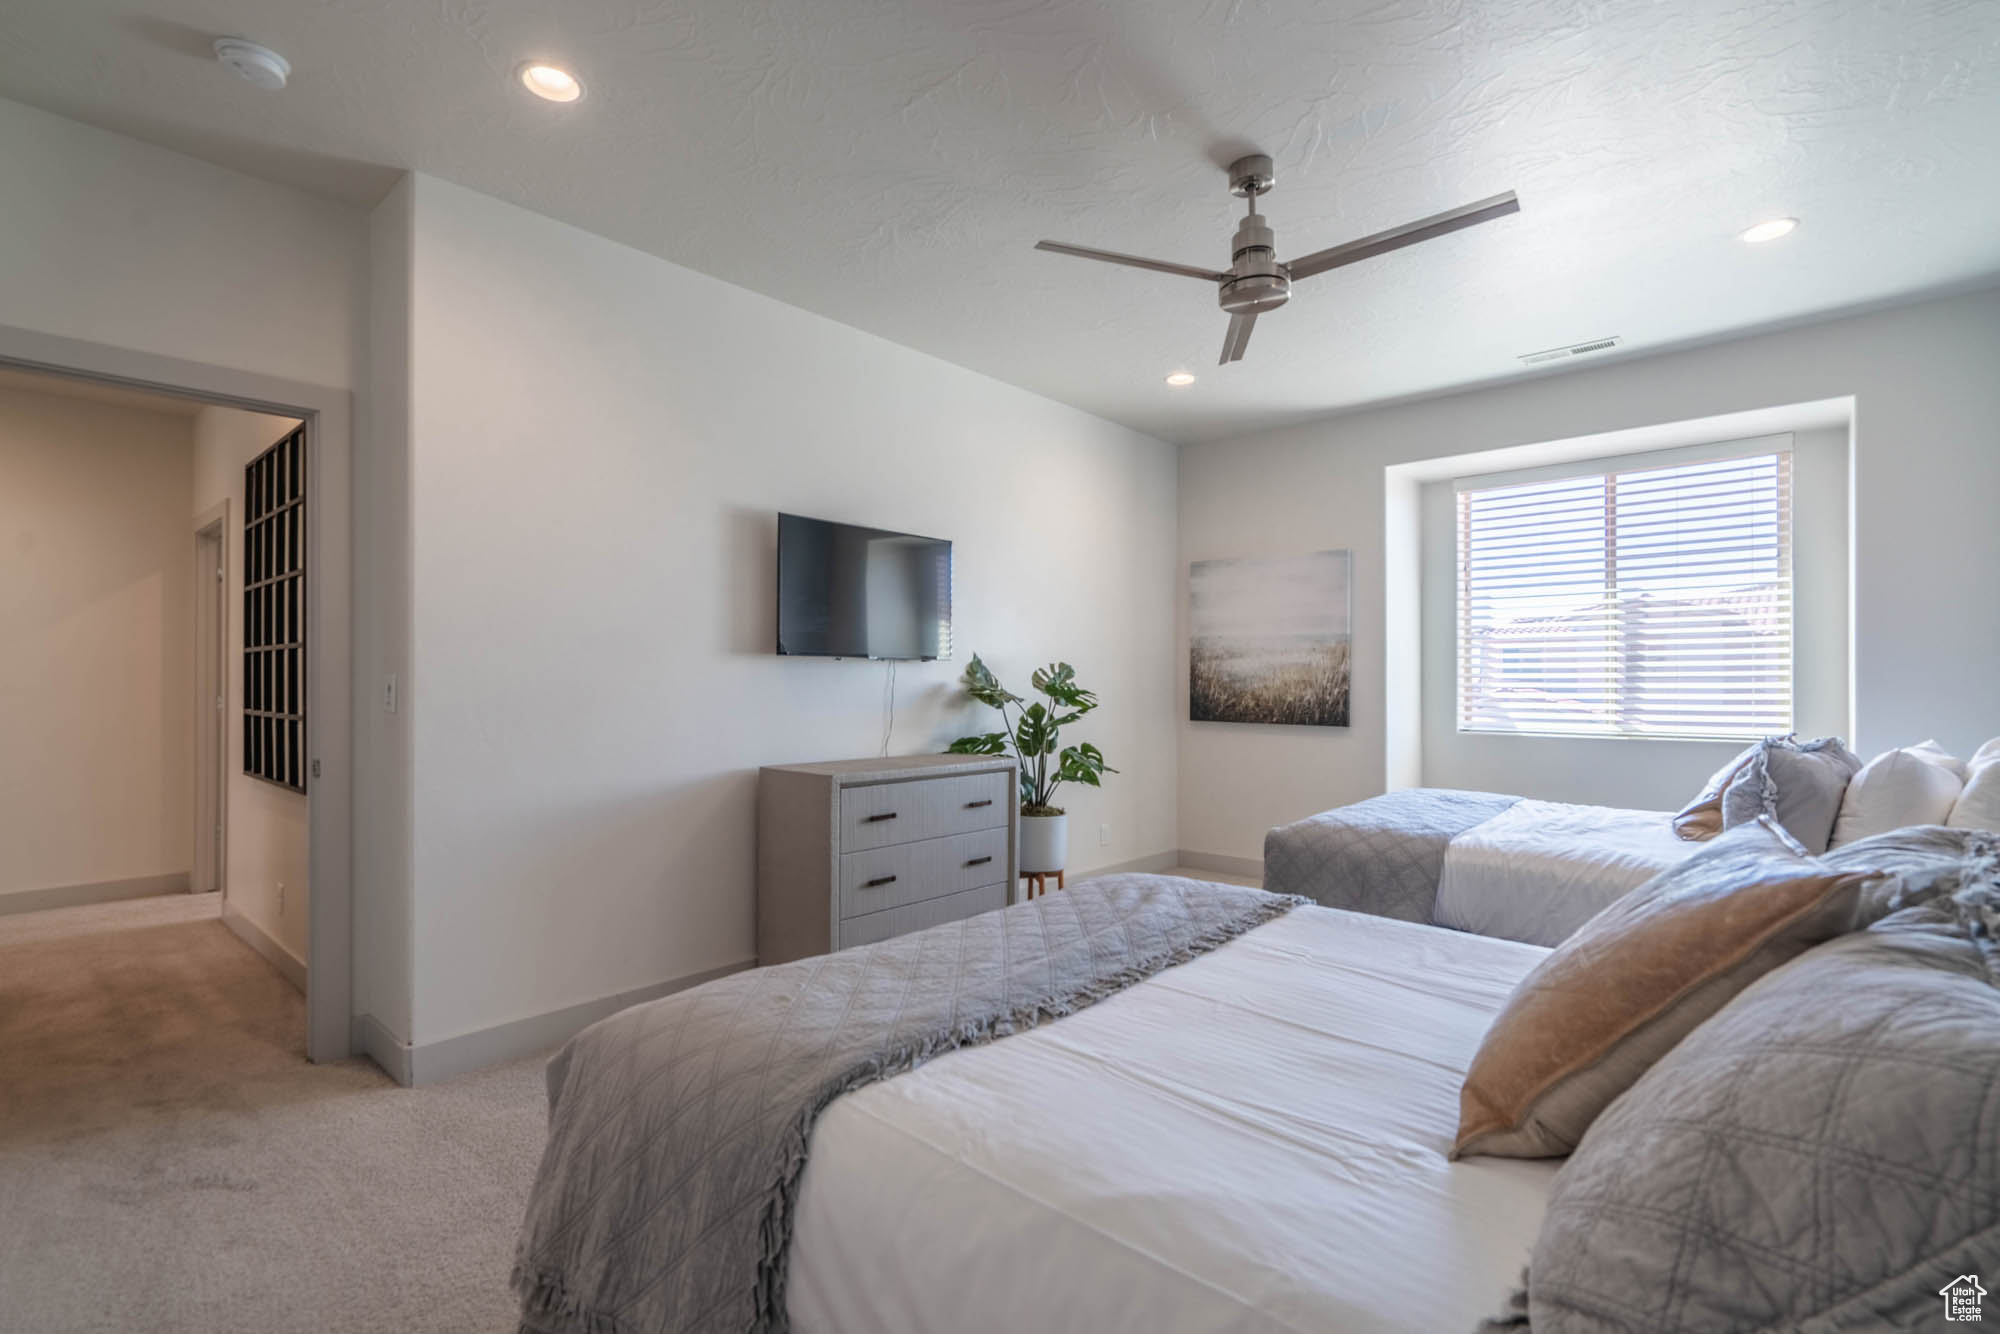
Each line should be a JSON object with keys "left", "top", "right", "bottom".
{"left": 1221, "top": 211, "right": 1291, "bottom": 314}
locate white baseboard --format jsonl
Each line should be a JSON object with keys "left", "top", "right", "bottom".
{"left": 1070, "top": 850, "right": 1180, "bottom": 880}
{"left": 1053, "top": 850, "right": 1265, "bottom": 884}
{"left": 0, "top": 871, "right": 192, "bottom": 917}
{"left": 1174, "top": 849, "right": 1264, "bottom": 880}
{"left": 220, "top": 901, "right": 307, "bottom": 993}
{"left": 354, "top": 957, "right": 758, "bottom": 1089}
{"left": 351, "top": 1012, "right": 412, "bottom": 1086}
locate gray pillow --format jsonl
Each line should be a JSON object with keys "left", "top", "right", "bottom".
{"left": 1518, "top": 833, "right": 2000, "bottom": 1333}
{"left": 1719, "top": 734, "right": 1861, "bottom": 853}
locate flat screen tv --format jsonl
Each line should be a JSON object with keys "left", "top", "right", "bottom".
{"left": 776, "top": 513, "right": 952, "bottom": 660}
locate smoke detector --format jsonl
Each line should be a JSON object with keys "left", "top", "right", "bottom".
{"left": 214, "top": 38, "right": 291, "bottom": 91}
{"left": 1518, "top": 336, "right": 1620, "bottom": 366}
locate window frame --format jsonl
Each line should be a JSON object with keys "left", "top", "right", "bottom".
{"left": 1453, "top": 437, "right": 1796, "bottom": 743}
{"left": 243, "top": 424, "right": 308, "bottom": 792}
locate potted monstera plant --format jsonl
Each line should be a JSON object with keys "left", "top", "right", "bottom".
{"left": 948, "top": 654, "right": 1115, "bottom": 876}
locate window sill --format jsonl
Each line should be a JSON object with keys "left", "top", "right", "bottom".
{"left": 1456, "top": 727, "right": 1770, "bottom": 744}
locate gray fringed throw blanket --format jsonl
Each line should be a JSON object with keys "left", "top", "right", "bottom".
{"left": 512, "top": 873, "right": 1307, "bottom": 1334}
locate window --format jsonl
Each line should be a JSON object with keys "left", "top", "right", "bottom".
{"left": 1457, "top": 450, "right": 1792, "bottom": 740}
{"left": 244, "top": 426, "right": 307, "bottom": 791}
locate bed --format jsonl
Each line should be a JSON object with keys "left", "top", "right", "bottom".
{"left": 1264, "top": 789, "right": 1699, "bottom": 946}
{"left": 513, "top": 876, "right": 1555, "bottom": 1334}
{"left": 514, "top": 847, "right": 2000, "bottom": 1334}
{"left": 787, "top": 904, "right": 1555, "bottom": 1334}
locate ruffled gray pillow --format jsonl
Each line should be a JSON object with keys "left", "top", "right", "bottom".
{"left": 1826, "top": 825, "right": 2000, "bottom": 968}
{"left": 1670, "top": 742, "right": 1761, "bottom": 841}
{"left": 1719, "top": 734, "right": 1861, "bottom": 853}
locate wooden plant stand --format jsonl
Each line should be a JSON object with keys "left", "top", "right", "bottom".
{"left": 1021, "top": 870, "right": 1065, "bottom": 900}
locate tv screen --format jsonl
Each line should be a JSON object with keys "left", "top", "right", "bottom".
{"left": 776, "top": 513, "right": 952, "bottom": 660}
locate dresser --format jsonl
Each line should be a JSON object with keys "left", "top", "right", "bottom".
{"left": 757, "top": 754, "right": 1019, "bottom": 964}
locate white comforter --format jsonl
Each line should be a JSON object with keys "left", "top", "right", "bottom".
{"left": 788, "top": 903, "right": 1557, "bottom": 1334}
{"left": 1434, "top": 799, "right": 1697, "bottom": 946}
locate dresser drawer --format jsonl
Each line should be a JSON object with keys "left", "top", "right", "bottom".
{"left": 839, "top": 881, "right": 1010, "bottom": 949}
{"left": 840, "top": 827, "right": 1009, "bottom": 920}
{"left": 839, "top": 770, "right": 1010, "bottom": 852}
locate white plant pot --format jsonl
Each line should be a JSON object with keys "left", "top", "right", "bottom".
{"left": 1018, "top": 812, "right": 1068, "bottom": 875}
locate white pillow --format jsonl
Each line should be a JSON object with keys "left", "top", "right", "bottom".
{"left": 1946, "top": 738, "right": 2000, "bottom": 833}
{"left": 1907, "top": 738, "right": 1971, "bottom": 782}
{"left": 1828, "top": 745, "right": 1965, "bottom": 847}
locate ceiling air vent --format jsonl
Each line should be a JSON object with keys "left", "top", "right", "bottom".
{"left": 1519, "top": 336, "right": 1621, "bottom": 366}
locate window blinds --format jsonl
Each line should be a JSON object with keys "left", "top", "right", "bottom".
{"left": 1457, "top": 451, "right": 1792, "bottom": 740}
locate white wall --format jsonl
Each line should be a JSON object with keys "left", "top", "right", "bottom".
{"left": 1180, "top": 287, "right": 2000, "bottom": 862}
{"left": 1415, "top": 427, "right": 1851, "bottom": 809}
{"left": 355, "top": 177, "right": 417, "bottom": 1042}
{"left": 0, "top": 384, "right": 194, "bottom": 900}
{"left": 194, "top": 406, "right": 310, "bottom": 968}
{"left": 381, "top": 175, "right": 1179, "bottom": 1048}
{"left": 0, "top": 98, "right": 366, "bottom": 390}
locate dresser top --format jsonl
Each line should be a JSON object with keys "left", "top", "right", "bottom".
{"left": 762, "top": 753, "right": 1016, "bottom": 784}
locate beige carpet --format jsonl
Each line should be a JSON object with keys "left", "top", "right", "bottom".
{"left": 0, "top": 894, "right": 547, "bottom": 1333}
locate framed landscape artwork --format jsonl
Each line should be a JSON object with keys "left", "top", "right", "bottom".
{"left": 1189, "top": 549, "right": 1352, "bottom": 727}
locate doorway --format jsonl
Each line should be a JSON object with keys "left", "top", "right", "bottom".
{"left": 193, "top": 511, "right": 228, "bottom": 897}
{"left": 0, "top": 322, "right": 354, "bottom": 1063}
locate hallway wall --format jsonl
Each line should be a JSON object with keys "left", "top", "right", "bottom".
{"left": 194, "top": 406, "right": 311, "bottom": 974}
{"left": 0, "top": 381, "right": 196, "bottom": 905}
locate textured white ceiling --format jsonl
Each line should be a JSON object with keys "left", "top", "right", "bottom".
{"left": 2, "top": 0, "right": 1997, "bottom": 444}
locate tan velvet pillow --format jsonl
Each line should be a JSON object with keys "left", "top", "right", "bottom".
{"left": 1452, "top": 817, "right": 1893, "bottom": 1159}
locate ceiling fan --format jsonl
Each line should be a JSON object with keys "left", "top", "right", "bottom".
{"left": 1035, "top": 154, "right": 1519, "bottom": 365}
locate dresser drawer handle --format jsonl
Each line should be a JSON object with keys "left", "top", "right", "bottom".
{"left": 864, "top": 812, "right": 898, "bottom": 823}
{"left": 964, "top": 799, "right": 993, "bottom": 809}
{"left": 964, "top": 856, "right": 993, "bottom": 868}
{"left": 865, "top": 874, "right": 898, "bottom": 888}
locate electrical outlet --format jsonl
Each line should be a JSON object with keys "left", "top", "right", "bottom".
{"left": 1098, "top": 822, "right": 1111, "bottom": 848}
{"left": 384, "top": 674, "right": 398, "bottom": 714}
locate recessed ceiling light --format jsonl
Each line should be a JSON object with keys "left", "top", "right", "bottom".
{"left": 1740, "top": 217, "right": 1798, "bottom": 244}
{"left": 519, "top": 63, "right": 584, "bottom": 103}
{"left": 1165, "top": 371, "right": 1196, "bottom": 387}
{"left": 214, "top": 38, "right": 290, "bottom": 91}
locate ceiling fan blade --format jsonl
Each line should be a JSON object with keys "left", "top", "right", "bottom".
{"left": 1034, "top": 240, "right": 1228, "bottom": 283}
{"left": 1284, "top": 191, "right": 1520, "bottom": 282}
{"left": 1219, "top": 311, "right": 1257, "bottom": 364}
